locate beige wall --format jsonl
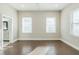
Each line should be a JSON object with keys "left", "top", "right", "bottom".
{"left": 0, "top": 4, "right": 18, "bottom": 42}
{"left": 18, "top": 11, "right": 61, "bottom": 39}
{"left": 61, "top": 4, "right": 79, "bottom": 50}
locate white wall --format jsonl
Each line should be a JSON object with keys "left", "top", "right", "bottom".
{"left": 0, "top": 14, "right": 2, "bottom": 48}
{"left": 0, "top": 4, "right": 18, "bottom": 42}
{"left": 61, "top": 4, "right": 79, "bottom": 50}
{"left": 18, "top": 11, "right": 61, "bottom": 40}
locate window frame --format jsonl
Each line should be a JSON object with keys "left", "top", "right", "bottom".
{"left": 46, "top": 17, "right": 56, "bottom": 33}
{"left": 70, "top": 9, "right": 79, "bottom": 37}
{"left": 22, "top": 17, "right": 32, "bottom": 33}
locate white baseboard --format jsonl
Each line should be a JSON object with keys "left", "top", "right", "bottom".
{"left": 18, "top": 38, "right": 60, "bottom": 40}
{"left": 61, "top": 39, "right": 79, "bottom": 51}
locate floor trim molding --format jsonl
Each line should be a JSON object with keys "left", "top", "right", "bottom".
{"left": 18, "top": 38, "right": 60, "bottom": 40}
{"left": 10, "top": 39, "right": 17, "bottom": 43}
{"left": 61, "top": 39, "right": 79, "bottom": 51}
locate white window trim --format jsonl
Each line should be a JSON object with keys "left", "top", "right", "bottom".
{"left": 46, "top": 17, "right": 56, "bottom": 33}
{"left": 22, "top": 17, "right": 32, "bottom": 33}
{"left": 70, "top": 9, "right": 79, "bottom": 37}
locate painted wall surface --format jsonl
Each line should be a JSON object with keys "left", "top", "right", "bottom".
{"left": 18, "top": 11, "right": 61, "bottom": 39}
{"left": 0, "top": 14, "right": 2, "bottom": 47}
{"left": 0, "top": 4, "right": 18, "bottom": 42}
{"left": 61, "top": 4, "right": 79, "bottom": 49}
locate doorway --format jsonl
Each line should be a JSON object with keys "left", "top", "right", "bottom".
{"left": 2, "top": 15, "right": 13, "bottom": 47}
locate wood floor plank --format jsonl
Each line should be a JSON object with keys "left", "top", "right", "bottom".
{"left": 29, "top": 46, "right": 49, "bottom": 55}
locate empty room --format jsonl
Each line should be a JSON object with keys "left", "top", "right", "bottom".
{"left": 0, "top": 3, "right": 79, "bottom": 55}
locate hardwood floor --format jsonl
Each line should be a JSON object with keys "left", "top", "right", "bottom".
{"left": 0, "top": 40, "right": 79, "bottom": 55}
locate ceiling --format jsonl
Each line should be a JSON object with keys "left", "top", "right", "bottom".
{"left": 9, "top": 3, "right": 70, "bottom": 11}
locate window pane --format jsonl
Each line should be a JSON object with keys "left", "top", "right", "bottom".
{"left": 22, "top": 17, "right": 32, "bottom": 33}
{"left": 46, "top": 17, "right": 56, "bottom": 33}
{"left": 72, "top": 9, "right": 79, "bottom": 36}
{"left": 73, "top": 10, "right": 79, "bottom": 23}
{"left": 72, "top": 24, "right": 79, "bottom": 36}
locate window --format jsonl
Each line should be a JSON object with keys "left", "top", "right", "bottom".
{"left": 71, "top": 9, "right": 79, "bottom": 36}
{"left": 46, "top": 17, "right": 56, "bottom": 33}
{"left": 22, "top": 17, "right": 32, "bottom": 33}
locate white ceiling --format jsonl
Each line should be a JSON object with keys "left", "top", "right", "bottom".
{"left": 9, "top": 3, "right": 70, "bottom": 11}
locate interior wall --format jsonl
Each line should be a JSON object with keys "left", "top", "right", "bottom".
{"left": 0, "top": 4, "right": 18, "bottom": 42}
{"left": 18, "top": 11, "right": 61, "bottom": 40}
{"left": 61, "top": 3, "right": 79, "bottom": 50}
{"left": 0, "top": 14, "right": 2, "bottom": 48}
